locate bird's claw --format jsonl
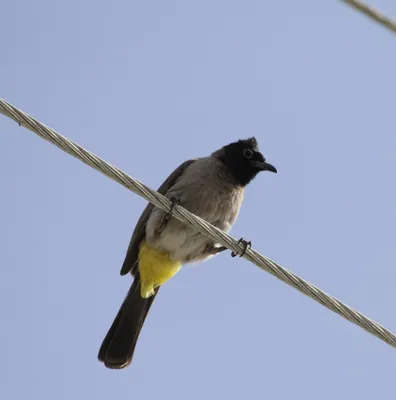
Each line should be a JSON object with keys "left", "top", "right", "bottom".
{"left": 231, "top": 238, "right": 252, "bottom": 258}
{"left": 164, "top": 197, "right": 180, "bottom": 223}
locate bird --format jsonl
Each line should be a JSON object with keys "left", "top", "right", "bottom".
{"left": 98, "top": 137, "right": 277, "bottom": 369}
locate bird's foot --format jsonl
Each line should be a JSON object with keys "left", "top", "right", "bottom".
{"left": 165, "top": 196, "right": 180, "bottom": 222}
{"left": 157, "top": 196, "right": 181, "bottom": 233}
{"left": 231, "top": 238, "right": 252, "bottom": 258}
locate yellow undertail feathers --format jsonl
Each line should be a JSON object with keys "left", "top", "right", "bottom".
{"left": 138, "top": 241, "right": 182, "bottom": 298}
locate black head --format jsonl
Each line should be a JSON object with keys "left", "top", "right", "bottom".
{"left": 213, "top": 137, "right": 277, "bottom": 186}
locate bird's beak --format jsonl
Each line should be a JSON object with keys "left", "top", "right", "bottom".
{"left": 251, "top": 161, "right": 277, "bottom": 173}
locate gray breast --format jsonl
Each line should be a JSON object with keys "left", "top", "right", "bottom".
{"left": 145, "top": 157, "right": 245, "bottom": 263}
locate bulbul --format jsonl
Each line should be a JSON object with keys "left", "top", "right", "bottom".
{"left": 98, "top": 137, "right": 277, "bottom": 369}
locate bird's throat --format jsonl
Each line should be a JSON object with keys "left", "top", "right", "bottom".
{"left": 138, "top": 241, "right": 182, "bottom": 298}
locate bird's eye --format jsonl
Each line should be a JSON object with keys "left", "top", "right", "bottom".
{"left": 243, "top": 149, "right": 254, "bottom": 159}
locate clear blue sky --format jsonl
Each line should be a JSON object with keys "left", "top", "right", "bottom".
{"left": 1, "top": 1, "right": 396, "bottom": 399}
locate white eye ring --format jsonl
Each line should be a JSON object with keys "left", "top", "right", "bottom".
{"left": 243, "top": 149, "right": 254, "bottom": 159}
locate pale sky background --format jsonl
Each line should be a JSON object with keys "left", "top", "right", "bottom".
{"left": 1, "top": 1, "right": 396, "bottom": 399}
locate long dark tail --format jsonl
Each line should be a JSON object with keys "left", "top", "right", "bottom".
{"left": 98, "top": 274, "right": 159, "bottom": 369}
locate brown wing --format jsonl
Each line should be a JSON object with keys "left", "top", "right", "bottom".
{"left": 120, "top": 159, "right": 197, "bottom": 276}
